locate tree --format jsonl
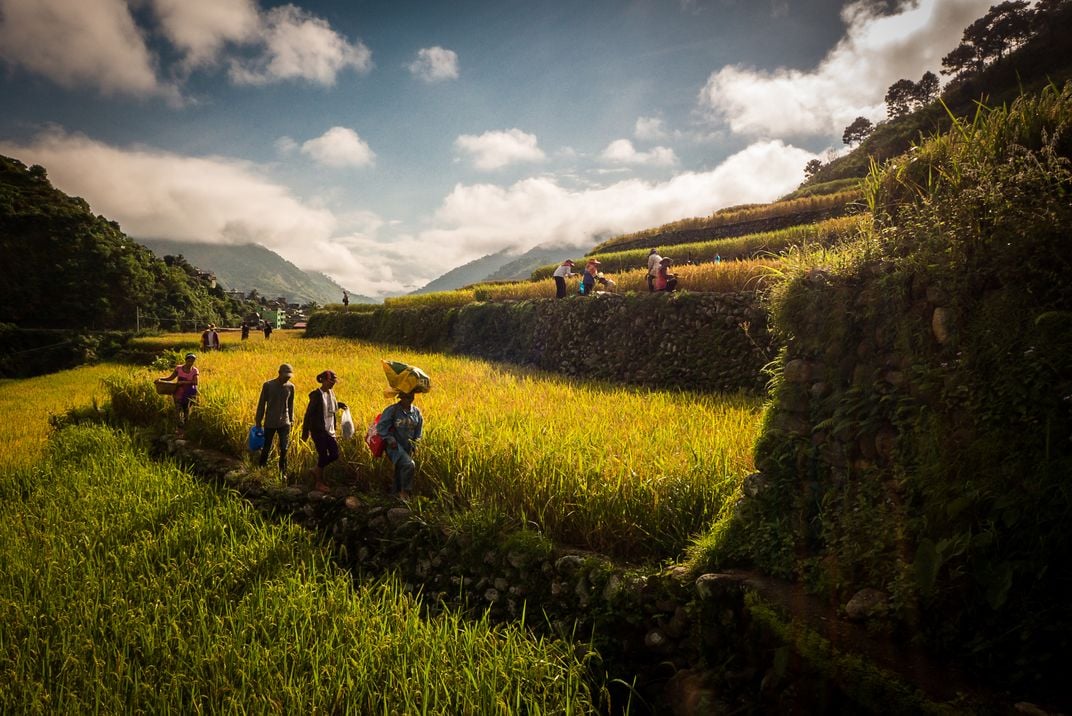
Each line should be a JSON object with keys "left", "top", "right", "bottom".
{"left": 942, "top": 1, "right": 1033, "bottom": 77}
{"left": 842, "top": 116, "right": 874, "bottom": 146}
{"left": 803, "top": 159, "right": 823, "bottom": 180}
{"left": 914, "top": 71, "right": 940, "bottom": 106}
{"left": 885, "top": 79, "right": 918, "bottom": 119}
{"left": 941, "top": 42, "right": 979, "bottom": 77}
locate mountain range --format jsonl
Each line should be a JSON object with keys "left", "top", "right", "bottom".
{"left": 411, "top": 243, "right": 589, "bottom": 294}
{"left": 137, "top": 239, "right": 372, "bottom": 306}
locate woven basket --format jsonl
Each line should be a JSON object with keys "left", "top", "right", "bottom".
{"left": 154, "top": 379, "right": 179, "bottom": 395}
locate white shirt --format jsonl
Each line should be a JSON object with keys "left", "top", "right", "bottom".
{"left": 647, "top": 253, "right": 662, "bottom": 276}
{"left": 320, "top": 389, "right": 337, "bottom": 436}
{"left": 553, "top": 264, "right": 573, "bottom": 278}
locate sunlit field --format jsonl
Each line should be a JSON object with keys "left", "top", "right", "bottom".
{"left": 0, "top": 365, "right": 118, "bottom": 471}
{"left": 109, "top": 330, "right": 763, "bottom": 559}
{"left": 0, "top": 424, "right": 597, "bottom": 713}
{"left": 383, "top": 257, "right": 782, "bottom": 309}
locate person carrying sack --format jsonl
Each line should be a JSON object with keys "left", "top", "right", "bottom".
{"left": 376, "top": 390, "right": 423, "bottom": 501}
{"left": 301, "top": 370, "right": 346, "bottom": 492}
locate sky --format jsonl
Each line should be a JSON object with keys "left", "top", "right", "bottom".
{"left": 0, "top": 0, "right": 993, "bottom": 298}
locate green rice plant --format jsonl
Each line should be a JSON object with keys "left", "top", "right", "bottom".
{"left": 0, "top": 424, "right": 597, "bottom": 713}
{"left": 528, "top": 215, "right": 862, "bottom": 279}
{"left": 591, "top": 189, "right": 863, "bottom": 252}
{"left": 108, "top": 334, "right": 764, "bottom": 559}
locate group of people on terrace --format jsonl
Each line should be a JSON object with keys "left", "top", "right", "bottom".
{"left": 552, "top": 247, "right": 677, "bottom": 298}
{"left": 159, "top": 355, "right": 423, "bottom": 500}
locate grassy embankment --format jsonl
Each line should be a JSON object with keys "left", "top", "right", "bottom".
{"left": 0, "top": 367, "right": 599, "bottom": 713}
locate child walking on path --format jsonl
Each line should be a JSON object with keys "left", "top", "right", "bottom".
{"left": 376, "top": 391, "right": 423, "bottom": 500}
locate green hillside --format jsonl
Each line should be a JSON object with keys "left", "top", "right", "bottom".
{"left": 0, "top": 155, "right": 251, "bottom": 331}
{"left": 138, "top": 239, "right": 371, "bottom": 307}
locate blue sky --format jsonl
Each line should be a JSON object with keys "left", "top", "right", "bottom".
{"left": 0, "top": 0, "right": 991, "bottom": 297}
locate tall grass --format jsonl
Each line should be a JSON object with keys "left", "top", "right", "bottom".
{"left": 108, "top": 333, "right": 763, "bottom": 559}
{"left": 0, "top": 425, "right": 596, "bottom": 713}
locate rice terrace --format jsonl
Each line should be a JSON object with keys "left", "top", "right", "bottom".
{"left": 2, "top": 1, "right": 1072, "bottom": 714}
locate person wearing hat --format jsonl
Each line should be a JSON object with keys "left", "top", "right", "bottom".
{"left": 255, "top": 363, "right": 296, "bottom": 477}
{"left": 552, "top": 259, "right": 575, "bottom": 299}
{"left": 581, "top": 259, "right": 608, "bottom": 296}
{"left": 646, "top": 248, "right": 663, "bottom": 292}
{"left": 375, "top": 389, "right": 424, "bottom": 501}
{"left": 655, "top": 257, "right": 678, "bottom": 292}
{"left": 301, "top": 370, "right": 346, "bottom": 492}
{"left": 160, "top": 352, "right": 199, "bottom": 437}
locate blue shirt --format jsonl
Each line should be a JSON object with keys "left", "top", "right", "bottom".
{"left": 376, "top": 402, "right": 423, "bottom": 453}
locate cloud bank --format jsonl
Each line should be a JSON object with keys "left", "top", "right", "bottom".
{"left": 300, "top": 127, "right": 376, "bottom": 168}
{"left": 600, "top": 139, "right": 678, "bottom": 167}
{"left": 698, "top": 0, "right": 992, "bottom": 137}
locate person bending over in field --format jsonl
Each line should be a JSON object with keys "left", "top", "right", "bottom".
{"left": 376, "top": 390, "right": 423, "bottom": 501}
{"left": 301, "top": 370, "right": 346, "bottom": 492}
{"left": 655, "top": 257, "right": 678, "bottom": 292}
{"left": 161, "top": 352, "right": 198, "bottom": 437}
{"left": 255, "top": 363, "right": 295, "bottom": 478}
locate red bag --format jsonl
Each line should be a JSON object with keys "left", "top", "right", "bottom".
{"left": 365, "top": 413, "right": 386, "bottom": 457}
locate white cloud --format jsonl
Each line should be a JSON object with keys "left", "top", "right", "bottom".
{"left": 635, "top": 116, "right": 669, "bottom": 141}
{"left": 300, "top": 127, "right": 376, "bottom": 168}
{"left": 407, "top": 46, "right": 459, "bottom": 82}
{"left": 0, "top": 127, "right": 340, "bottom": 260}
{"left": 228, "top": 4, "right": 372, "bottom": 86}
{"left": 150, "top": 0, "right": 259, "bottom": 69}
{"left": 600, "top": 139, "right": 678, "bottom": 167}
{"left": 698, "top": 0, "right": 992, "bottom": 137}
{"left": 0, "top": 0, "right": 180, "bottom": 102}
{"left": 0, "top": 131, "right": 815, "bottom": 298}
{"left": 274, "top": 136, "right": 298, "bottom": 154}
{"left": 418, "top": 139, "right": 815, "bottom": 265}
{"left": 454, "top": 129, "right": 546, "bottom": 171}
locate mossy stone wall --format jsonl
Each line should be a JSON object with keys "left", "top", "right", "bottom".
{"left": 307, "top": 292, "right": 774, "bottom": 393}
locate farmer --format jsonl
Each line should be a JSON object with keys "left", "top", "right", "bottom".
{"left": 552, "top": 259, "right": 575, "bottom": 298}
{"left": 646, "top": 248, "right": 662, "bottom": 292}
{"left": 376, "top": 390, "right": 423, "bottom": 501}
{"left": 255, "top": 363, "right": 296, "bottom": 477}
{"left": 160, "top": 352, "right": 198, "bottom": 437}
{"left": 655, "top": 257, "right": 678, "bottom": 292}
{"left": 301, "top": 370, "right": 346, "bottom": 492}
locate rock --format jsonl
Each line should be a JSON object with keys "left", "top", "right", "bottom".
{"left": 844, "top": 588, "right": 888, "bottom": 621}
{"left": 741, "top": 472, "right": 768, "bottom": 498}
{"left": 493, "top": 577, "right": 509, "bottom": 592}
{"left": 665, "top": 669, "right": 722, "bottom": 716}
{"left": 602, "top": 574, "right": 623, "bottom": 601}
{"left": 386, "top": 507, "right": 411, "bottom": 525}
{"left": 783, "top": 359, "right": 812, "bottom": 383}
{"left": 484, "top": 588, "right": 500, "bottom": 603}
{"left": 555, "top": 555, "right": 584, "bottom": 575}
{"left": 644, "top": 629, "right": 669, "bottom": 650}
{"left": 695, "top": 573, "right": 744, "bottom": 601}
{"left": 344, "top": 495, "right": 361, "bottom": 510}
{"left": 932, "top": 307, "right": 953, "bottom": 344}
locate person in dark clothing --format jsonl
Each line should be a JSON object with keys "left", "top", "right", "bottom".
{"left": 301, "top": 370, "right": 345, "bottom": 492}
{"left": 263, "top": 322, "right": 273, "bottom": 339}
{"left": 241, "top": 322, "right": 250, "bottom": 340}
{"left": 255, "top": 363, "right": 296, "bottom": 477}
{"left": 552, "top": 259, "right": 575, "bottom": 298}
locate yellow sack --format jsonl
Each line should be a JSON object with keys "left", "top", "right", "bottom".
{"left": 381, "top": 359, "right": 431, "bottom": 397}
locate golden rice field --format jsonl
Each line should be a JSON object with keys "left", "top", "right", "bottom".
{"left": 0, "top": 365, "right": 117, "bottom": 471}
{"left": 105, "top": 330, "right": 764, "bottom": 559}
{"left": 382, "top": 257, "right": 781, "bottom": 310}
